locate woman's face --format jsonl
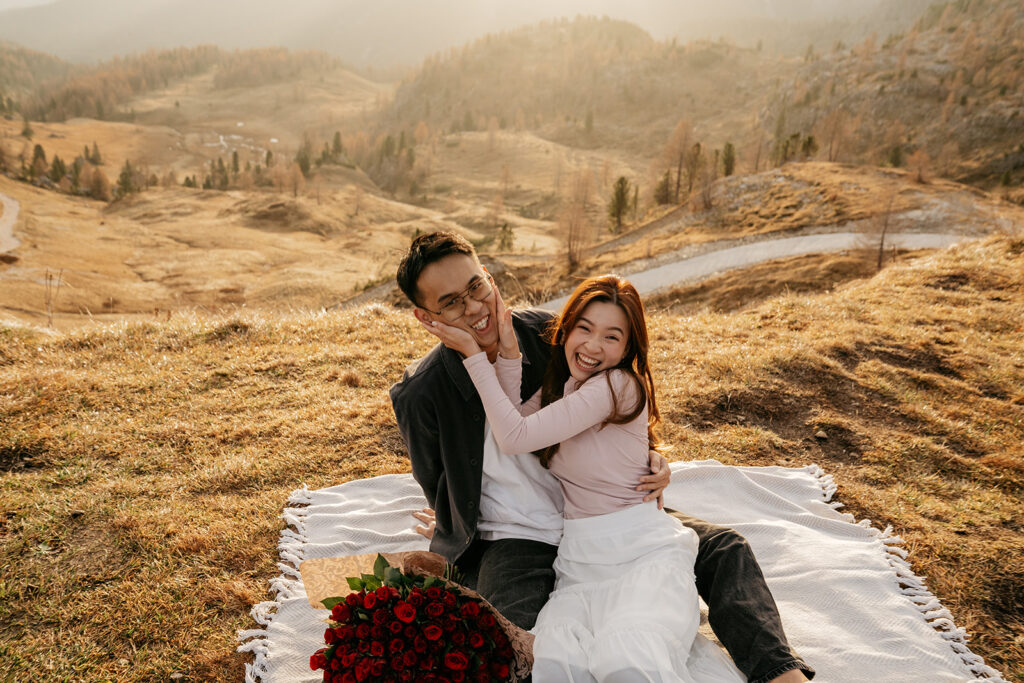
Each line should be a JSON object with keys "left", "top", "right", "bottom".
{"left": 563, "top": 300, "right": 629, "bottom": 382}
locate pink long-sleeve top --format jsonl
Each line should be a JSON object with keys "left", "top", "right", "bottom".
{"left": 463, "top": 352, "right": 649, "bottom": 520}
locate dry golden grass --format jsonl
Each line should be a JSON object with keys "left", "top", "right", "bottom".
{"left": 1, "top": 236, "right": 1022, "bottom": 681}
{"left": 0, "top": 175, "right": 482, "bottom": 329}
{"left": 503, "top": 162, "right": 1024, "bottom": 300}
{"left": 645, "top": 248, "right": 932, "bottom": 315}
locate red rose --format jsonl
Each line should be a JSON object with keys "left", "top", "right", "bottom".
{"left": 444, "top": 651, "right": 469, "bottom": 671}
{"left": 390, "top": 654, "right": 405, "bottom": 672}
{"left": 425, "top": 601, "right": 445, "bottom": 618}
{"left": 342, "top": 652, "right": 358, "bottom": 667}
{"left": 403, "top": 649, "right": 418, "bottom": 667}
{"left": 388, "top": 620, "right": 403, "bottom": 634}
{"left": 404, "top": 625, "right": 417, "bottom": 639}
{"left": 490, "top": 662, "right": 510, "bottom": 679}
{"left": 408, "top": 590, "right": 424, "bottom": 607}
{"left": 331, "top": 603, "right": 352, "bottom": 622}
{"left": 370, "top": 641, "right": 384, "bottom": 657}
{"left": 309, "top": 649, "right": 327, "bottom": 671}
{"left": 336, "top": 625, "right": 355, "bottom": 641}
{"left": 343, "top": 674, "right": 357, "bottom": 683}
{"left": 424, "top": 624, "right": 443, "bottom": 641}
{"left": 370, "top": 660, "right": 385, "bottom": 677}
{"left": 413, "top": 636, "right": 427, "bottom": 653}
{"left": 452, "top": 672, "right": 465, "bottom": 682}
{"left": 442, "top": 590, "right": 457, "bottom": 607}
{"left": 346, "top": 592, "right": 362, "bottom": 606}
{"left": 394, "top": 601, "right": 416, "bottom": 623}
{"left": 324, "top": 627, "right": 336, "bottom": 645}
{"left": 329, "top": 657, "right": 341, "bottom": 670}
{"left": 492, "top": 630, "right": 508, "bottom": 647}
{"left": 478, "top": 612, "right": 496, "bottom": 628}
{"left": 355, "top": 659, "right": 371, "bottom": 682}
{"left": 460, "top": 601, "right": 480, "bottom": 618}
{"left": 363, "top": 592, "right": 377, "bottom": 610}
{"left": 355, "top": 623, "right": 371, "bottom": 639}
{"left": 425, "top": 586, "right": 442, "bottom": 600}
{"left": 451, "top": 630, "right": 466, "bottom": 645}
{"left": 469, "top": 632, "right": 485, "bottom": 649}
{"left": 370, "top": 625, "right": 385, "bottom": 640}
{"left": 372, "top": 608, "right": 388, "bottom": 625}
{"left": 376, "top": 586, "right": 392, "bottom": 601}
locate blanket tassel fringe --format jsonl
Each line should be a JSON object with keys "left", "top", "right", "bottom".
{"left": 805, "top": 465, "right": 1007, "bottom": 682}
{"left": 238, "top": 485, "right": 314, "bottom": 683}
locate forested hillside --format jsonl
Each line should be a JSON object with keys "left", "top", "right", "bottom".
{"left": 382, "top": 17, "right": 784, "bottom": 156}
{"left": 773, "top": 0, "right": 1024, "bottom": 189}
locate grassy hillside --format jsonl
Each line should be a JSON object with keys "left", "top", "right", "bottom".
{"left": 492, "top": 162, "right": 1023, "bottom": 303}
{"left": 1, "top": 235, "right": 1021, "bottom": 680}
{"left": 0, "top": 174, "right": 489, "bottom": 329}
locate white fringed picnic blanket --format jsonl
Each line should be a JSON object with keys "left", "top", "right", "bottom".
{"left": 238, "top": 461, "right": 1006, "bottom": 682}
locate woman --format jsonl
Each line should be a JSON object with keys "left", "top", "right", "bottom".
{"left": 425, "top": 275, "right": 743, "bottom": 682}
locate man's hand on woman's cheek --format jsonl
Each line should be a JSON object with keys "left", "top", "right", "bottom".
{"left": 638, "top": 451, "right": 670, "bottom": 509}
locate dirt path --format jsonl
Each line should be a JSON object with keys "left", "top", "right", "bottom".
{"left": 0, "top": 192, "right": 21, "bottom": 254}
{"left": 540, "top": 231, "right": 974, "bottom": 309}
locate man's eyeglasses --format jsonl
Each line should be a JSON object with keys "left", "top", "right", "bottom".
{"left": 422, "top": 274, "right": 494, "bottom": 322}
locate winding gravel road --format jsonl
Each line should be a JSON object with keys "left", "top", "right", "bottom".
{"left": 541, "top": 231, "right": 974, "bottom": 310}
{"left": 0, "top": 192, "right": 21, "bottom": 254}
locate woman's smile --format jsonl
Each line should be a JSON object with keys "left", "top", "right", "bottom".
{"left": 564, "top": 301, "right": 629, "bottom": 382}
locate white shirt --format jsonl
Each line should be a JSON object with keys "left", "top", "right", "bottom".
{"left": 477, "top": 422, "right": 564, "bottom": 545}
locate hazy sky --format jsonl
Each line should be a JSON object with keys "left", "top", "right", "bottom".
{"left": 0, "top": 0, "right": 52, "bottom": 9}
{"left": 0, "top": 0, "right": 925, "bottom": 67}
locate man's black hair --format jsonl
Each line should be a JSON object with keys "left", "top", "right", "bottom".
{"left": 396, "top": 231, "right": 478, "bottom": 306}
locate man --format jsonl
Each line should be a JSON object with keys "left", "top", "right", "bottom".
{"left": 390, "top": 231, "right": 813, "bottom": 683}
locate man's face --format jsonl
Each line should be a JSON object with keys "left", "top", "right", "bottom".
{"left": 413, "top": 254, "right": 499, "bottom": 353}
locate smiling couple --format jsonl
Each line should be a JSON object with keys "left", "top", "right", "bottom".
{"left": 389, "top": 231, "right": 814, "bottom": 683}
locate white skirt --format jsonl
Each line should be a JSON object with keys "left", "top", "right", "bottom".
{"left": 532, "top": 503, "right": 745, "bottom": 683}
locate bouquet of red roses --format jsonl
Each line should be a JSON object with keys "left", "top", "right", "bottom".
{"left": 309, "top": 554, "right": 521, "bottom": 682}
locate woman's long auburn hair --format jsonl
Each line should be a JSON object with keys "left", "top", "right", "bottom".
{"left": 537, "top": 275, "right": 661, "bottom": 468}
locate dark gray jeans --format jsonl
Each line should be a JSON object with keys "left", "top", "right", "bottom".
{"left": 456, "top": 510, "right": 814, "bottom": 683}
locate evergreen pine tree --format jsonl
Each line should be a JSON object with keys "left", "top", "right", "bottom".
{"left": 654, "top": 171, "right": 672, "bottom": 205}
{"left": 117, "top": 160, "right": 135, "bottom": 197}
{"left": 722, "top": 142, "right": 736, "bottom": 176}
{"left": 232, "top": 150, "right": 240, "bottom": 176}
{"left": 888, "top": 145, "right": 903, "bottom": 167}
{"left": 607, "top": 176, "right": 631, "bottom": 232}
{"left": 70, "top": 159, "right": 82, "bottom": 192}
{"left": 295, "top": 144, "right": 312, "bottom": 177}
{"left": 91, "top": 142, "right": 102, "bottom": 165}
{"left": 29, "top": 144, "right": 46, "bottom": 179}
{"left": 21, "top": 117, "right": 33, "bottom": 139}
{"left": 332, "top": 132, "right": 343, "bottom": 157}
{"left": 48, "top": 155, "right": 66, "bottom": 183}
